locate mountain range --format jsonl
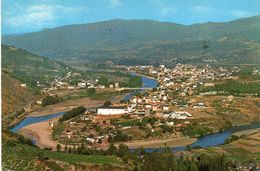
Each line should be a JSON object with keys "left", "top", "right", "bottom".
{"left": 3, "top": 15, "right": 260, "bottom": 65}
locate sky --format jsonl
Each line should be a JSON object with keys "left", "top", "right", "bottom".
{"left": 2, "top": 0, "right": 260, "bottom": 35}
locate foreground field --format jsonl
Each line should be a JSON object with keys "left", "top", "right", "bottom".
{"left": 119, "top": 136, "right": 196, "bottom": 148}
{"left": 2, "top": 141, "right": 128, "bottom": 171}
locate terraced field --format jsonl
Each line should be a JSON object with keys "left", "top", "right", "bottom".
{"left": 2, "top": 143, "right": 127, "bottom": 171}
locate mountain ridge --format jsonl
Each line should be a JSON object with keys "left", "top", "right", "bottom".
{"left": 2, "top": 15, "right": 260, "bottom": 65}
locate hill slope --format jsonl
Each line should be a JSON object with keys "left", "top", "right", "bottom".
{"left": 2, "top": 72, "right": 34, "bottom": 115}
{"left": 1, "top": 45, "right": 70, "bottom": 115}
{"left": 3, "top": 16, "right": 260, "bottom": 65}
{"left": 2, "top": 45, "right": 70, "bottom": 91}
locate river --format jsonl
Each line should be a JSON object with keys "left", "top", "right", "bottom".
{"left": 10, "top": 74, "right": 260, "bottom": 151}
{"left": 122, "top": 72, "right": 157, "bottom": 101}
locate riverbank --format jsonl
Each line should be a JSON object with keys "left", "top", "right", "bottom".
{"left": 29, "top": 94, "right": 124, "bottom": 117}
{"left": 131, "top": 72, "right": 157, "bottom": 80}
{"left": 233, "top": 128, "right": 260, "bottom": 137}
{"left": 119, "top": 137, "right": 197, "bottom": 149}
{"left": 19, "top": 117, "right": 60, "bottom": 150}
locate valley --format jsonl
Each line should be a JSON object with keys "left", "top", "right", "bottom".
{"left": 1, "top": 7, "right": 260, "bottom": 170}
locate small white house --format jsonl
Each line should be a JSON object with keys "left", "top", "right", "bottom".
{"left": 145, "top": 104, "right": 152, "bottom": 109}
{"left": 97, "top": 106, "right": 128, "bottom": 115}
{"left": 36, "top": 100, "right": 42, "bottom": 105}
{"left": 163, "top": 105, "right": 170, "bottom": 111}
{"left": 20, "top": 83, "right": 27, "bottom": 88}
{"left": 78, "top": 82, "right": 86, "bottom": 88}
{"left": 170, "top": 111, "right": 192, "bottom": 119}
{"left": 115, "top": 82, "right": 119, "bottom": 88}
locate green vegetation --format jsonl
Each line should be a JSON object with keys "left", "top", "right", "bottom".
{"left": 3, "top": 16, "right": 260, "bottom": 65}
{"left": 2, "top": 45, "right": 70, "bottom": 94}
{"left": 61, "top": 90, "right": 121, "bottom": 101}
{"left": 97, "top": 76, "right": 109, "bottom": 86}
{"left": 3, "top": 129, "right": 257, "bottom": 171}
{"left": 238, "top": 67, "right": 260, "bottom": 81}
{"left": 200, "top": 80, "right": 260, "bottom": 96}
{"left": 224, "top": 135, "right": 240, "bottom": 144}
{"left": 87, "top": 88, "right": 96, "bottom": 95}
{"left": 59, "top": 106, "right": 86, "bottom": 122}
{"left": 2, "top": 142, "right": 124, "bottom": 170}
{"left": 108, "top": 130, "right": 131, "bottom": 143}
{"left": 128, "top": 76, "right": 142, "bottom": 87}
{"left": 182, "top": 123, "right": 212, "bottom": 137}
{"left": 52, "top": 123, "right": 66, "bottom": 140}
{"left": 42, "top": 95, "right": 60, "bottom": 106}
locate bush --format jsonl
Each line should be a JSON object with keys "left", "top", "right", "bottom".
{"left": 42, "top": 96, "right": 59, "bottom": 106}
{"left": 87, "top": 88, "right": 96, "bottom": 95}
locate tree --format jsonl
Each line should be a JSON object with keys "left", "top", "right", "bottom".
{"left": 64, "top": 145, "right": 68, "bottom": 152}
{"left": 42, "top": 95, "right": 59, "bottom": 106}
{"left": 37, "top": 152, "right": 45, "bottom": 161}
{"left": 129, "top": 76, "right": 142, "bottom": 88}
{"left": 117, "top": 144, "right": 129, "bottom": 158}
{"left": 185, "top": 145, "right": 192, "bottom": 151}
{"left": 59, "top": 106, "right": 86, "bottom": 122}
{"left": 56, "top": 144, "right": 61, "bottom": 152}
{"left": 107, "top": 143, "right": 117, "bottom": 155}
{"left": 87, "top": 88, "right": 96, "bottom": 95}
{"left": 103, "top": 101, "right": 112, "bottom": 106}
{"left": 98, "top": 76, "right": 109, "bottom": 87}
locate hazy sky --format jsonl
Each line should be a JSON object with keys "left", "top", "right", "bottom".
{"left": 2, "top": 0, "right": 260, "bottom": 35}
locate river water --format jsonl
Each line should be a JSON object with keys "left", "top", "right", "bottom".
{"left": 123, "top": 72, "right": 157, "bottom": 101}
{"left": 10, "top": 112, "right": 64, "bottom": 133}
{"left": 10, "top": 74, "right": 260, "bottom": 151}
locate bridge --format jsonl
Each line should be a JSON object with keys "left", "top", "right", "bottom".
{"left": 116, "top": 87, "right": 153, "bottom": 91}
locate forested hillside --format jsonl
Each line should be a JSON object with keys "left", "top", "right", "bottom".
{"left": 3, "top": 15, "right": 260, "bottom": 65}
{"left": 1, "top": 45, "right": 70, "bottom": 115}
{"left": 2, "top": 45, "right": 70, "bottom": 92}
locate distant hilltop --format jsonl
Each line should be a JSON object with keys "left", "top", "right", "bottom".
{"left": 3, "top": 15, "right": 260, "bottom": 66}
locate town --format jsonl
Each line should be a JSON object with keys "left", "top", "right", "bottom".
{"left": 34, "top": 64, "right": 258, "bottom": 151}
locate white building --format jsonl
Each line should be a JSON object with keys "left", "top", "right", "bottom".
{"left": 96, "top": 106, "right": 128, "bottom": 115}
{"left": 20, "top": 83, "right": 27, "bottom": 88}
{"left": 78, "top": 82, "right": 86, "bottom": 88}
{"left": 170, "top": 111, "right": 192, "bottom": 119}
{"left": 115, "top": 82, "right": 119, "bottom": 88}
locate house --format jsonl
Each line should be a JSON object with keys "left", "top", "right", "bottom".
{"left": 78, "top": 82, "right": 86, "bottom": 88}
{"left": 115, "top": 82, "right": 119, "bottom": 88}
{"left": 162, "top": 105, "right": 170, "bottom": 111}
{"left": 36, "top": 100, "right": 42, "bottom": 105}
{"left": 20, "top": 83, "right": 27, "bottom": 88}
{"left": 170, "top": 111, "right": 192, "bottom": 119}
{"left": 145, "top": 104, "right": 152, "bottom": 109}
{"left": 68, "top": 86, "right": 75, "bottom": 90}
{"left": 96, "top": 106, "right": 128, "bottom": 115}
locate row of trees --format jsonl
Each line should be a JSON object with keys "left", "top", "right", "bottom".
{"left": 59, "top": 106, "right": 86, "bottom": 122}
{"left": 54, "top": 142, "right": 231, "bottom": 171}
{"left": 42, "top": 95, "right": 60, "bottom": 106}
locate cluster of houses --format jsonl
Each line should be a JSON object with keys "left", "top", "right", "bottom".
{"left": 38, "top": 71, "right": 121, "bottom": 93}
{"left": 96, "top": 64, "right": 241, "bottom": 119}
{"left": 252, "top": 69, "right": 260, "bottom": 75}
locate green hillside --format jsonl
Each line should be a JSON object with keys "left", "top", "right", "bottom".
{"left": 2, "top": 45, "right": 70, "bottom": 92}
{"left": 1, "top": 72, "right": 34, "bottom": 115}
{"left": 3, "top": 16, "right": 260, "bottom": 65}
{"left": 2, "top": 130, "right": 127, "bottom": 171}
